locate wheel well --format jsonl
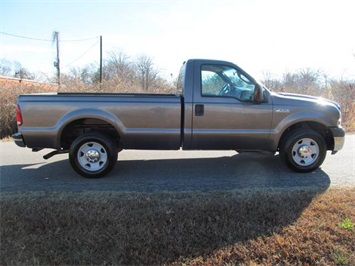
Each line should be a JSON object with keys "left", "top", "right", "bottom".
{"left": 60, "top": 118, "right": 120, "bottom": 150}
{"left": 279, "top": 122, "right": 334, "bottom": 150}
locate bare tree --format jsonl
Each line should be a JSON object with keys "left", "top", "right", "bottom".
{"left": 298, "top": 68, "right": 322, "bottom": 95}
{"left": 105, "top": 49, "right": 134, "bottom": 83}
{"left": 0, "top": 59, "right": 12, "bottom": 76}
{"left": 281, "top": 69, "right": 322, "bottom": 95}
{"left": 261, "top": 71, "right": 282, "bottom": 91}
{"left": 0, "top": 59, "right": 34, "bottom": 79}
{"left": 65, "top": 67, "right": 93, "bottom": 84}
{"left": 12, "top": 61, "right": 35, "bottom": 80}
{"left": 282, "top": 72, "right": 299, "bottom": 92}
{"left": 135, "top": 55, "right": 159, "bottom": 91}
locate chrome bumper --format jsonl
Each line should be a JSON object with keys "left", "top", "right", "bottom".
{"left": 329, "top": 127, "right": 345, "bottom": 154}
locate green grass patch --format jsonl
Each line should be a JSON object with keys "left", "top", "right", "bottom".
{"left": 1, "top": 188, "right": 354, "bottom": 265}
{"left": 339, "top": 218, "right": 354, "bottom": 230}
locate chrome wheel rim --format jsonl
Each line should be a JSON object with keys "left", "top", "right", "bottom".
{"left": 291, "top": 138, "right": 319, "bottom": 166}
{"left": 77, "top": 142, "right": 108, "bottom": 171}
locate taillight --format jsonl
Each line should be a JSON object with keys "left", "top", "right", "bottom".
{"left": 16, "top": 104, "right": 23, "bottom": 126}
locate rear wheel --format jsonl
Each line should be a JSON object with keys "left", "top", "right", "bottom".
{"left": 69, "top": 132, "right": 118, "bottom": 178}
{"left": 280, "top": 129, "right": 327, "bottom": 172}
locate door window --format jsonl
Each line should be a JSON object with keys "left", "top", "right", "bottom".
{"left": 201, "top": 65, "right": 256, "bottom": 102}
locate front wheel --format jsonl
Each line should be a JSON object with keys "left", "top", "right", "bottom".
{"left": 279, "top": 129, "right": 327, "bottom": 173}
{"left": 69, "top": 132, "right": 118, "bottom": 178}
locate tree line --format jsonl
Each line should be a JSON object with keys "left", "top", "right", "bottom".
{"left": 262, "top": 69, "right": 354, "bottom": 130}
{"left": 0, "top": 49, "right": 173, "bottom": 93}
{"left": 61, "top": 50, "right": 172, "bottom": 93}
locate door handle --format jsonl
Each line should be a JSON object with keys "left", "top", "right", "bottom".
{"left": 195, "top": 104, "right": 204, "bottom": 116}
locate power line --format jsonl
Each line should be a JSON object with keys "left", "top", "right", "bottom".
{"left": 0, "top": 31, "right": 51, "bottom": 41}
{"left": 61, "top": 36, "right": 99, "bottom": 42}
{"left": 0, "top": 31, "right": 99, "bottom": 42}
{"left": 62, "top": 39, "right": 100, "bottom": 68}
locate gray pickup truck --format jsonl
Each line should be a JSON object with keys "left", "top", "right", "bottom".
{"left": 13, "top": 59, "right": 345, "bottom": 178}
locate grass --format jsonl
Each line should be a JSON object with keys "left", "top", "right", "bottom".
{"left": 1, "top": 188, "right": 354, "bottom": 265}
{"left": 339, "top": 218, "right": 354, "bottom": 230}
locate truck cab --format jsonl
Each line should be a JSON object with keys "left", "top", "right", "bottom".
{"left": 181, "top": 59, "right": 272, "bottom": 150}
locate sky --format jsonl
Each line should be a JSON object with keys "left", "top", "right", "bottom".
{"left": 1, "top": 0, "right": 355, "bottom": 81}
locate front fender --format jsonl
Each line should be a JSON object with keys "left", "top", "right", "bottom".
{"left": 270, "top": 111, "right": 333, "bottom": 151}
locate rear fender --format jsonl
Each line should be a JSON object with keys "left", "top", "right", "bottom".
{"left": 56, "top": 108, "right": 125, "bottom": 147}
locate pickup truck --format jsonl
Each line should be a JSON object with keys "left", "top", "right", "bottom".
{"left": 12, "top": 59, "right": 345, "bottom": 178}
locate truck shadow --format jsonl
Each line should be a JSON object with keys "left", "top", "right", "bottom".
{"left": 1, "top": 152, "right": 330, "bottom": 192}
{"left": 1, "top": 152, "right": 331, "bottom": 264}
{"left": 113, "top": 152, "right": 331, "bottom": 192}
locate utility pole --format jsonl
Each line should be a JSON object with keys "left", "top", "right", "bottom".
{"left": 100, "top": 35, "right": 103, "bottom": 86}
{"left": 52, "top": 31, "right": 60, "bottom": 87}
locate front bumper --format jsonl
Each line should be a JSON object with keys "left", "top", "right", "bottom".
{"left": 12, "top": 133, "right": 26, "bottom": 147}
{"left": 329, "top": 126, "right": 345, "bottom": 153}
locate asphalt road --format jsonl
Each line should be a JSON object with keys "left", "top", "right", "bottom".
{"left": 1, "top": 135, "right": 354, "bottom": 193}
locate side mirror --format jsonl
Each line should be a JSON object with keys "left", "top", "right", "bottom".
{"left": 254, "top": 84, "right": 264, "bottom": 103}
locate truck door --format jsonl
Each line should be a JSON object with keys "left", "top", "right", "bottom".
{"left": 191, "top": 63, "right": 273, "bottom": 150}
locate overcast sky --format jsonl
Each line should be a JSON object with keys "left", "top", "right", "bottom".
{"left": 1, "top": 0, "right": 354, "bottom": 80}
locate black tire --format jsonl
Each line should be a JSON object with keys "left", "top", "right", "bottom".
{"left": 279, "top": 129, "right": 327, "bottom": 173}
{"left": 69, "top": 132, "right": 118, "bottom": 178}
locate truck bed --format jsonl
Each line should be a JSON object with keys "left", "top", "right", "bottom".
{"left": 18, "top": 92, "right": 183, "bottom": 150}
